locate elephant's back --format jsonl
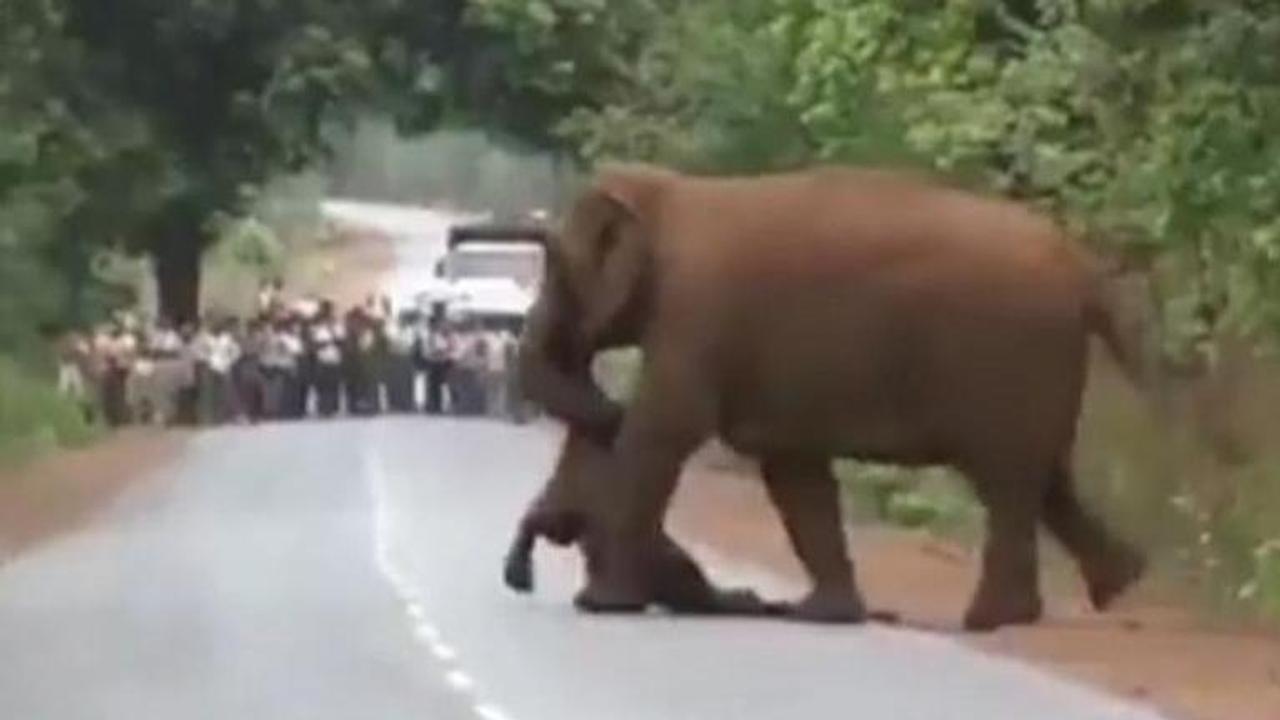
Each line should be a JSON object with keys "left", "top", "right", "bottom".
{"left": 657, "top": 169, "right": 1091, "bottom": 328}
{"left": 663, "top": 170, "right": 1094, "bottom": 462}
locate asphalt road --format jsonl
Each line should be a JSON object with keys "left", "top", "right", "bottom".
{"left": 0, "top": 209, "right": 1172, "bottom": 720}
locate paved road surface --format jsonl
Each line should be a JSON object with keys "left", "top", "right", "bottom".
{"left": 0, "top": 210, "right": 1170, "bottom": 720}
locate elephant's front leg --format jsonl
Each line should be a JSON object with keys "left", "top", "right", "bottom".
{"left": 760, "top": 454, "right": 867, "bottom": 623}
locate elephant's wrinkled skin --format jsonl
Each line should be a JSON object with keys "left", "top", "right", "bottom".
{"left": 520, "top": 164, "right": 1147, "bottom": 631}
{"left": 504, "top": 427, "right": 784, "bottom": 617}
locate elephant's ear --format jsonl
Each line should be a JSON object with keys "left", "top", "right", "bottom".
{"left": 558, "top": 166, "right": 668, "bottom": 343}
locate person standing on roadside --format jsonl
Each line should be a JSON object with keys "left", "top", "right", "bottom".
{"left": 191, "top": 318, "right": 215, "bottom": 425}
{"left": 280, "top": 317, "right": 307, "bottom": 418}
{"left": 257, "top": 277, "right": 285, "bottom": 318}
{"left": 173, "top": 321, "right": 202, "bottom": 426}
{"left": 482, "top": 325, "right": 507, "bottom": 418}
{"left": 98, "top": 321, "right": 136, "bottom": 427}
{"left": 311, "top": 305, "right": 344, "bottom": 418}
{"left": 56, "top": 330, "right": 95, "bottom": 423}
{"left": 343, "top": 307, "right": 379, "bottom": 416}
{"left": 384, "top": 310, "right": 418, "bottom": 413}
{"left": 419, "top": 317, "right": 453, "bottom": 415}
{"left": 136, "top": 319, "right": 188, "bottom": 427}
{"left": 499, "top": 326, "right": 527, "bottom": 423}
{"left": 203, "top": 318, "right": 242, "bottom": 424}
{"left": 452, "top": 319, "right": 490, "bottom": 416}
{"left": 446, "top": 321, "right": 474, "bottom": 415}
{"left": 260, "top": 318, "right": 295, "bottom": 419}
{"left": 235, "top": 318, "right": 268, "bottom": 423}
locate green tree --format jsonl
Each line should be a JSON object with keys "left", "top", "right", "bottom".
{"left": 1, "top": 0, "right": 154, "bottom": 350}
{"left": 55, "top": 0, "right": 441, "bottom": 321}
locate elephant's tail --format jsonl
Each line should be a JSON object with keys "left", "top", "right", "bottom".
{"left": 1083, "top": 273, "right": 1147, "bottom": 389}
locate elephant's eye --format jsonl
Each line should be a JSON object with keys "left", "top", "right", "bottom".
{"left": 595, "top": 219, "right": 622, "bottom": 267}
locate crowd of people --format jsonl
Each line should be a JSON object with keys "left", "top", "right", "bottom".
{"left": 54, "top": 280, "right": 531, "bottom": 429}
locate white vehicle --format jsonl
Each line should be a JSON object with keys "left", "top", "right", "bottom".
{"left": 426, "top": 224, "right": 549, "bottom": 330}
{"left": 438, "top": 241, "right": 544, "bottom": 291}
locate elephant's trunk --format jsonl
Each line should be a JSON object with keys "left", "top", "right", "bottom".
{"left": 502, "top": 517, "right": 538, "bottom": 593}
{"left": 503, "top": 504, "right": 588, "bottom": 593}
{"left": 518, "top": 263, "right": 624, "bottom": 440}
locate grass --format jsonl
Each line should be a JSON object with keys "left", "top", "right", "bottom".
{"left": 0, "top": 356, "right": 99, "bottom": 470}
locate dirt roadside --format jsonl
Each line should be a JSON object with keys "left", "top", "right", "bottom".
{"left": 0, "top": 429, "right": 182, "bottom": 564}
{"left": 0, "top": 230, "right": 395, "bottom": 567}
{"left": 667, "top": 452, "right": 1280, "bottom": 720}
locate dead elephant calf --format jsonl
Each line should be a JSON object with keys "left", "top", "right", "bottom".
{"left": 503, "top": 427, "right": 783, "bottom": 617}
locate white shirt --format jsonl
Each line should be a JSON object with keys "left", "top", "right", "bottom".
{"left": 258, "top": 287, "right": 280, "bottom": 313}
{"left": 386, "top": 324, "right": 415, "bottom": 355}
{"left": 292, "top": 298, "right": 320, "bottom": 319}
{"left": 150, "top": 329, "right": 183, "bottom": 355}
{"left": 420, "top": 328, "right": 452, "bottom": 361}
{"left": 313, "top": 325, "right": 343, "bottom": 366}
{"left": 261, "top": 331, "right": 298, "bottom": 370}
{"left": 281, "top": 332, "right": 303, "bottom": 358}
{"left": 485, "top": 332, "right": 507, "bottom": 373}
{"left": 189, "top": 331, "right": 214, "bottom": 364}
{"left": 206, "top": 333, "right": 241, "bottom": 375}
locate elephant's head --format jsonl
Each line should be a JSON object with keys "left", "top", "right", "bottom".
{"left": 517, "top": 164, "right": 673, "bottom": 437}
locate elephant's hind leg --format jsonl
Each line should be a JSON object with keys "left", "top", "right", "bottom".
{"left": 1043, "top": 460, "right": 1146, "bottom": 611}
{"left": 760, "top": 455, "right": 867, "bottom": 624}
{"left": 963, "top": 461, "right": 1046, "bottom": 631}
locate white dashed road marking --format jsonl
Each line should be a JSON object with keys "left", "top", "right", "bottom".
{"left": 366, "top": 447, "right": 518, "bottom": 720}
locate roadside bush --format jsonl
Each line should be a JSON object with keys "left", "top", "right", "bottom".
{"left": 835, "top": 461, "right": 982, "bottom": 539}
{"left": 592, "top": 348, "right": 643, "bottom": 404}
{"left": 0, "top": 357, "right": 98, "bottom": 468}
{"left": 1075, "top": 350, "right": 1280, "bottom": 625}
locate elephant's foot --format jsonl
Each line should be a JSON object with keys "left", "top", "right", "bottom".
{"left": 1083, "top": 544, "right": 1146, "bottom": 611}
{"left": 573, "top": 563, "right": 653, "bottom": 615}
{"left": 786, "top": 587, "right": 868, "bottom": 624}
{"left": 962, "top": 589, "right": 1042, "bottom": 632}
{"left": 573, "top": 583, "right": 650, "bottom": 615}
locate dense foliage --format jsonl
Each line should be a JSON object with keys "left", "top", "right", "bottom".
{"left": 0, "top": 0, "right": 585, "bottom": 336}
{"left": 475, "top": 0, "right": 1280, "bottom": 362}
{"left": 9, "top": 0, "right": 1279, "bottom": 367}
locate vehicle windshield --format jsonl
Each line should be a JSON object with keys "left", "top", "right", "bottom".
{"left": 446, "top": 246, "right": 543, "bottom": 287}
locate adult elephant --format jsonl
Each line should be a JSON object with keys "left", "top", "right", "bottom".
{"left": 519, "top": 164, "right": 1146, "bottom": 631}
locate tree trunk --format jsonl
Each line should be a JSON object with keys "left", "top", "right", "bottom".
{"left": 153, "top": 236, "right": 201, "bottom": 326}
